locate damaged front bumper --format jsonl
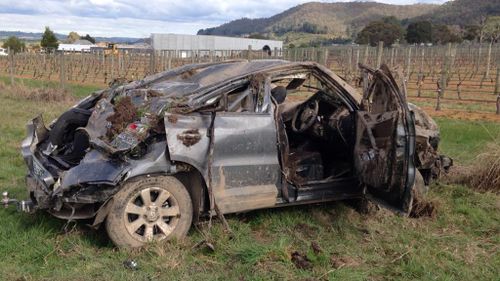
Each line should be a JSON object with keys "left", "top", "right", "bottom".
{"left": 20, "top": 115, "right": 56, "bottom": 210}
{"left": 16, "top": 115, "right": 174, "bottom": 219}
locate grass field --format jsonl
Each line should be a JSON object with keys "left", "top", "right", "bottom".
{"left": 0, "top": 80, "right": 498, "bottom": 281}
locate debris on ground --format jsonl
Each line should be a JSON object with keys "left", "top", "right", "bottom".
{"left": 330, "top": 254, "right": 360, "bottom": 269}
{"left": 294, "top": 223, "right": 318, "bottom": 238}
{"left": 123, "top": 259, "right": 139, "bottom": 271}
{"left": 311, "top": 241, "right": 322, "bottom": 255}
{"left": 191, "top": 239, "right": 215, "bottom": 253}
{"left": 409, "top": 196, "right": 437, "bottom": 218}
{"left": 291, "top": 251, "right": 312, "bottom": 270}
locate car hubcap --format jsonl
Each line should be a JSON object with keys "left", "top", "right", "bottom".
{"left": 124, "top": 187, "right": 180, "bottom": 242}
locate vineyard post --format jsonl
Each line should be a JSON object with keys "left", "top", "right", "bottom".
{"left": 406, "top": 46, "right": 412, "bottom": 84}
{"left": 376, "top": 41, "right": 383, "bottom": 68}
{"left": 167, "top": 50, "right": 172, "bottom": 70}
{"left": 59, "top": 52, "right": 66, "bottom": 89}
{"left": 485, "top": 42, "right": 492, "bottom": 78}
{"left": 118, "top": 50, "right": 122, "bottom": 77}
{"left": 480, "top": 42, "right": 493, "bottom": 89}
{"left": 441, "top": 45, "right": 450, "bottom": 97}
{"left": 8, "top": 47, "right": 14, "bottom": 85}
{"left": 494, "top": 66, "right": 500, "bottom": 114}
{"left": 347, "top": 47, "right": 352, "bottom": 75}
{"left": 417, "top": 47, "right": 424, "bottom": 97}
{"left": 112, "top": 52, "right": 116, "bottom": 78}
{"left": 323, "top": 48, "right": 328, "bottom": 67}
{"left": 390, "top": 47, "right": 394, "bottom": 67}
{"left": 150, "top": 50, "right": 155, "bottom": 75}
{"left": 355, "top": 48, "right": 360, "bottom": 68}
{"left": 247, "top": 45, "right": 252, "bottom": 61}
{"left": 436, "top": 80, "right": 441, "bottom": 111}
{"left": 363, "top": 45, "right": 369, "bottom": 65}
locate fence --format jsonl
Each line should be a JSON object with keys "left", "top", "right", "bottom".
{"left": 1, "top": 43, "right": 499, "bottom": 115}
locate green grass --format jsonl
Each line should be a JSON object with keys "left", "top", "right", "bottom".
{"left": 0, "top": 83, "right": 499, "bottom": 280}
{"left": 435, "top": 118, "right": 500, "bottom": 163}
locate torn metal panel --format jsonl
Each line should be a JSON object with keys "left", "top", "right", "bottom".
{"left": 59, "top": 150, "right": 130, "bottom": 193}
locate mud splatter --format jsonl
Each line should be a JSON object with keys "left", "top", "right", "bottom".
{"left": 106, "top": 96, "right": 137, "bottom": 138}
{"left": 330, "top": 254, "right": 360, "bottom": 269}
{"left": 181, "top": 69, "right": 197, "bottom": 79}
{"left": 294, "top": 223, "right": 318, "bottom": 238}
{"left": 409, "top": 196, "right": 437, "bottom": 218}
{"left": 291, "top": 251, "right": 312, "bottom": 270}
{"left": 148, "top": 113, "right": 165, "bottom": 134}
{"left": 177, "top": 129, "right": 201, "bottom": 147}
{"left": 311, "top": 241, "right": 322, "bottom": 255}
{"left": 167, "top": 114, "right": 178, "bottom": 124}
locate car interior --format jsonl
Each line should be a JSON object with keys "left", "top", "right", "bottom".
{"left": 271, "top": 72, "right": 356, "bottom": 185}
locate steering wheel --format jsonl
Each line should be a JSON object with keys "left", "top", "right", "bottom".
{"left": 291, "top": 99, "right": 319, "bottom": 133}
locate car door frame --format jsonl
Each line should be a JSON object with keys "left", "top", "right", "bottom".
{"left": 355, "top": 64, "right": 417, "bottom": 214}
{"left": 164, "top": 75, "right": 282, "bottom": 214}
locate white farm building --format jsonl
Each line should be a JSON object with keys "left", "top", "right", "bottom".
{"left": 150, "top": 34, "right": 282, "bottom": 55}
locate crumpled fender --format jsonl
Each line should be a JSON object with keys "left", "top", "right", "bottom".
{"left": 58, "top": 150, "right": 130, "bottom": 194}
{"left": 58, "top": 141, "right": 172, "bottom": 194}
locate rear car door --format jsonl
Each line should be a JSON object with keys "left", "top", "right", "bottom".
{"left": 209, "top": 77, "right": 280, "bottom": 214}
{"left": 354, "top": 65, "right": 416, "bottom": 214}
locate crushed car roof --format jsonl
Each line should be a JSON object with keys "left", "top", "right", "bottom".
{"left": 106, "top": 60, "right": 362, "bottom": 107}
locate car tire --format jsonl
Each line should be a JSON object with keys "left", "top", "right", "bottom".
{"left": 105, "top": 176, "right": 193, "bottom": 248}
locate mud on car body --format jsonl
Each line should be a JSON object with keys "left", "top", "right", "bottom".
{"left": 7, "top": 60, "right": 450, "bottom": 248}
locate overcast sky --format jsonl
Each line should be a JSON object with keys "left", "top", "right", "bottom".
{"left": 0, "top": 0, "right": 448, "bottom": 38}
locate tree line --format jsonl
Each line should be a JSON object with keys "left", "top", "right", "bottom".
{"left": 355, "top": 16, "right": 500, "bottom": 47}
{"left": 2, "top": 27, "right": 96, "bottom": 54}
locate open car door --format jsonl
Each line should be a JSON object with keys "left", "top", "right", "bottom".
{"left": 354, "top": 64, "right": 416, "bottom": 214}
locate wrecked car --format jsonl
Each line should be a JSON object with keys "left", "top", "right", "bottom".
{"left": 6, "top": 60, "right": 450, "bottom": 248}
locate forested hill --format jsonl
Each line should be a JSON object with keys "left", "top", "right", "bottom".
{"left": 197, "top": 2, "right": 439, "bottom": 38}
{"left": 413, "top": 0, "right": 500, "bottom": 26}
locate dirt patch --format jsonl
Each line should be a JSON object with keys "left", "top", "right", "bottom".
{"left": 294, "top": 223, "right": 318, "bottom": 238}
{"left": 106, "top": 96, "right": 137, "bottom": 138}
{"left": 416, "top": 106, "right": 500, "bottom": 122}
{"left": 311, "top": 241, "right": 322, "bottom": 255}
{"left": 330, "top": 254, "right": 360, "bottom": 269}
{"left": 177, "top": 129, "right": 201, "bottom": 147}
{"left": 409, "top": 196, "right": 437, "bottom": 218}
{"left": 291, "top": 251, "right": 312, "bottom": 270}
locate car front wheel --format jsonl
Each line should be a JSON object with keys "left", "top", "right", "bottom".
{"left": 105, "top": 176, "right": 193, "bottom": 248}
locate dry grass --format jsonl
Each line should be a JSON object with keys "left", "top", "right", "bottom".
{"left": 0, "top": 81, "right": 75, "bottom": 103}
{"left": 445, "top": 142, "right": 500, "bottom": 193}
